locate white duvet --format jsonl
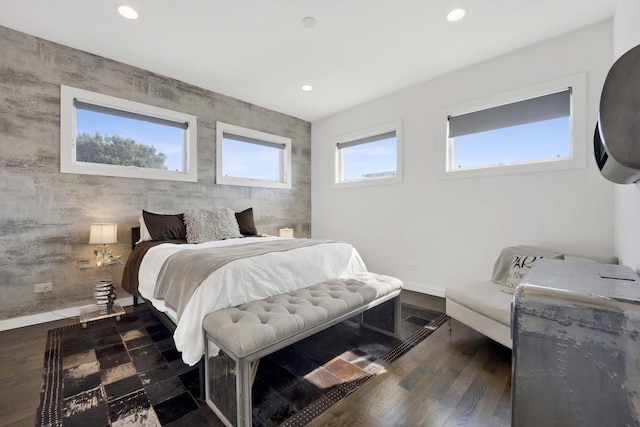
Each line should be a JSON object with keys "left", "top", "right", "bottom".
{"left": 137, "top": 237, "right": 367, "bottom": 365}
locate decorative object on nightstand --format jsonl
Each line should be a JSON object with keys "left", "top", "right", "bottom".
{"left": 279, "top": 227, "right": 294, "bottom": 238}
{"left": 94, "top": 280, "right": 116, "bottom": 311}
{"left": 79, "top": 275, "right": 124, "bottom": 328}
{"left": 89, "top": 223, "right": 117, "bottom": 266}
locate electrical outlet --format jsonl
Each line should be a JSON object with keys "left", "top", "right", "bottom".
{"left": 34, "top": 282, "right": 53, "bottom": 293}
{"left": 405, "top": 262, "right": 416, "bottom": 270}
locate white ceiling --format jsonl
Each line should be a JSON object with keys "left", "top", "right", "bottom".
{"left": 0, "top": 0, "right": 617, "bottom": 122}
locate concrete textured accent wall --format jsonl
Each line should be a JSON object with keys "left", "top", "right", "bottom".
{"left": 0, "top": 26, "right": 311, "bottom": 321}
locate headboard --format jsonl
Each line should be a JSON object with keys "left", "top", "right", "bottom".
{"left": 131, "top": 227, "right": 140, "bottom": 250}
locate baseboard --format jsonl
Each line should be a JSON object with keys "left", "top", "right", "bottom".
{"left": 0, "top": 296, "right": 135, "bottom": 332}
{"left": 402, "top": 281, "right": 446, "bottom": 298}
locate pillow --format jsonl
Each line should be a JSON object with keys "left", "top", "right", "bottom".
{"left": 142, "top": 210, "right": 187, "bottom": 241}
{"left": 492, "top": 245, "right": 563, "bottom": 285}
{"left": 563, "top": 255, "right": 598, "bottom": 264}
{"left": 184, "top": 207, "right": 243, "bottom": 243}
{"left": 136, "top": 216, "right": 152, "bottom": 245}
{"left": 505, "top": 254, "right": 545, "bottom": 288}
{"left": 235, "top": 207, "right": 258, "bottom": 236}
{"left": 564, "top": 254, "right": 619, "bottom": 265}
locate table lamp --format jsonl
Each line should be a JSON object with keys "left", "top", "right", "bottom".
{"left": 89, "top": 223, "right": 117, "bottom": 266}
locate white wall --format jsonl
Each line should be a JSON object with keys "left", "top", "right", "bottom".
{"left": 613, "top": 0, "right": 640, "bottom": 273}
{"left": 312, "top": 21, "right": 615, "bottom": 296}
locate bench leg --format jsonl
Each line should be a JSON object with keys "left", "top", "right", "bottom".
{"left": 360, "top": 295, "right": 402, "bottom": 339}
{"left": 204, "top": 340, "right": 243, "bottom": 427}
{"left": 237, "top": 359, "right": 253, "bottom": 427}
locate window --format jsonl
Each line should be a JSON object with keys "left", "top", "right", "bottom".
{"left": 441, "top": 73, "right": 586, "bottom": 178}
{"left": 216, "top": 122, "right": 291, "bottom": 189}
{"left": 334, "top": 120, "right": 402, "bottom": 187}
{"left": 60, "top": 85, "right": 197, "bottom": 182}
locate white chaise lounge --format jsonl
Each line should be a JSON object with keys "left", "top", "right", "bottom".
{"left": 445, "top": 245, "right": 618, "bottom": 349}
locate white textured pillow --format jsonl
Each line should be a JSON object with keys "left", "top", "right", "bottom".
{"left": 184, "top": 207, "right": 242, "bottom": 243}
{"left": 505, "top": 254, "right": 544, "bottom": 288}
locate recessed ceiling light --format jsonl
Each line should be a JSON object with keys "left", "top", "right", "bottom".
{"left": 447, "top": 8, "right": 465, "bottom": 22}
{"left": 301, "top": 17, "right": 317, "bottom": 28}
{"left": 116, "top": 4, "right": 139, "bottom": 20}
{"left": 301, "top": 85, "right": 313, "bottom": 92}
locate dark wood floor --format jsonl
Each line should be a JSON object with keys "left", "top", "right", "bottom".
{"left": 310, "top": 292, "right": 512, "bottom": 427}
{"left": 0, "top": 291, "right": 512, "bottom": 427}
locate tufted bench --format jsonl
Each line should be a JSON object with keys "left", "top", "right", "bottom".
{"left": 202, "top": 272, "right": 403, "bottom": 427}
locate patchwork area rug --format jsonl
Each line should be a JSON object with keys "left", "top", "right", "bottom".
{"left": 37, "top": 304, "right": 447, "bottom": 426}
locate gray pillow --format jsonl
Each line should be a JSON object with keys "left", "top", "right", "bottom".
{"left": 492, "top": 245, "right": 564, "bottom": 285}
{"left": 184, "top": 207, "right": 243, "bottom": 243}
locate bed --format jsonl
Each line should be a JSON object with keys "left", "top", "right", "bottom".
{"left": 121, "top": 209, "right": 368, "bottom": 367}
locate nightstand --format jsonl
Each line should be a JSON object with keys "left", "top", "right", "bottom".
{"left": 79, "top": 302, "right": 125, "bottom": 328}
{"left": 78, "top": 260, "right": 124, "bottom": 328}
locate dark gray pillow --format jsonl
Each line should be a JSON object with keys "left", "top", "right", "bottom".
{"left": 235, "top": 208, "right": 257, "bottom": 236}
{"left": 142, "top": 210, "right": 186, "bottom": 241}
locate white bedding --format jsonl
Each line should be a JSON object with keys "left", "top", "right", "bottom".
{"left": 137, "top": 237, "right": 368, "bottom": 365}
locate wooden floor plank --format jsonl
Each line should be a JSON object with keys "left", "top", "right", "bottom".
{"left": 465, "top": 359, "right": 512, "bottom": 426}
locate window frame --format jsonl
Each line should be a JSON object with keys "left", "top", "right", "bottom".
{"left": 440, "top": 73, "right": 587, "bottom": 179}
{"left": 333, "top": 120, "right": 403, "bottom": 188}
{"left": 216, "top": 122, "right": 292, "bottom": 189}
{"left": 60, "top": 85, "right": 198, "bottom": 182}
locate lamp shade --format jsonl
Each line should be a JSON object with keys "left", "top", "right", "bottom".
{"left": 89, "top": 223, "right": 118, "bottom": 244}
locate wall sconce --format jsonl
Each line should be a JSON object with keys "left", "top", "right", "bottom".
{"left": 279, "top": 228, "right": 294, "bottom": 238}
{"left": 89, "top": 223, "right": 117, "bottom": 266}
